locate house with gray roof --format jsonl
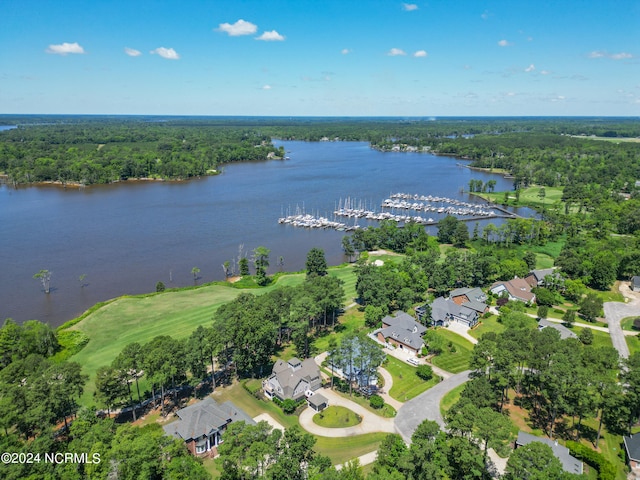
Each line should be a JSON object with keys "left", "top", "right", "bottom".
{"left": 163, "top": 397, "right": 254, "bottom": 456}
{"left": 525, "top": 268, "right": 563, "bottom": 288}
{"left": 632, "top": 276, "right": 640, "bottom": 292}
{"left": 430, "top": 296, "right": 480, "bottom": 328}
{"left": 624, "top": 434, "right": 640, "bottom": 474}
{"left": 515, "top": 431, "right": 583, "bottom": 475}
{"left": 263, "top": 357, "right": 321, "bottom": 402}
{"left": 375, "top": 311, "right": 427, "bottom": 355}
{"left": 537, "top": 318, "right": 578, "bottom": 340}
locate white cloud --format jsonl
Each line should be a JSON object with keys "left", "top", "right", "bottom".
{"left": 150, "top": 47, "right": 180, "bottom": 60}
{"left": 262, "top": 85, "right": 272, "bottom": 90}
{"left": 497, "top": 39, "right": 512, "bottom": 47}
{"left": 540, "top": 70, "right": 551, "bottom": 75}
{"left": 256, "top": 30, "right": 285, "bottom": 41}
{"left": 45, "top": 42, "right": 85, "bottom": 55}
{"left": 217, "top": 19, "right": 257, "bottom": 36}
{"left": 387, "top": 48, "right": 406, "bottom": 56}
{"left": 403, "top": 3, "right": 418, "bottom": 11}
{"left": 413, "top": 50, "right": 428, "bottom": 57}
{"left": 589, "top": 50, "right": 634, "bottom": 60}
{"left": 124, "top": 47, "right": 141, "bottom": 57}
{"left": 611, "top": 52, "right": 633, "bottom": 60}
{"left": 525, "top": 64, "right": 535, "bottom": 72}
{"left": 341, "top": 48, "right": 351, "bottom": 55}
{"left": 481, "top": 10, "right": 492, "bottom": 20}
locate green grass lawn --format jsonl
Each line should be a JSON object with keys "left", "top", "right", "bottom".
{"left": 430, "top": 329, "right": 474, "bottom": 374}
{"left": 328, "top": 264, "right": 358, "bottom": 305}
{"left": 313, "top": 406, "right": 361, "bottom": 428}
{"left": 332, "top": 390, "right": 396, "bottom": 418}
{"left": 439, "top": 383, "right": 465, "bottom": 417}
{"left": 627, "top": 334, "right": 640, "bottom": 356}
{"left": 571, "top": 326, "right": 613, "bottom": 349}
{"left": 589, "top": 284, "right": 625, "bottom": 303}
{"left": 480, "top": 186, "right": 565, "bottom": 210}
{"left": 314, "top": 433, "right": 387, "bottom": 465}
{"left": 212, "top": 382, "right": 384, "bottom": 467}
{"left": 66, "top": 265, "right": 357, "bottom": 405}
{"left": 468, "top": 315, "right": 505, "bottom": 340}
{"left": 621, "top": 316, "right": 640, "bottom": 331}
{"left": 384, "top": 356, "right": 441, "bottom": 402}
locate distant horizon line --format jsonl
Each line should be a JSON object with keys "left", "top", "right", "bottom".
{"left": 0, "top": 114, "right": 638, "bottom": 119}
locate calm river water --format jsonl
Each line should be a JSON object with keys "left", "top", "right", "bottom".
{"left": 0, "top": 140, "right": 522, "bottom": 327}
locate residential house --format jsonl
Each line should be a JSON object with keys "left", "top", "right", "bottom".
{"left": 163, "top": 397, "right": 254, "bottom": 456}
{"left": 430, "top": 296, "right": 480, "bottom": 328}
{"left": 375, "top": 311, "right": 426, "bottom": 355}
{"left": 515, "top": 431, "right": 583, "bottom": 475}
{"left": 263, "top": 357, "right": 322, "bottom": 402}
{"left": 623, "top": 434, "right": 640, "bottom": 475}
{"left": 490, "top": 278, "right": 536, "bottom": 303}
{"left": 632, "top": 276, "right": 640, "bottom": 292}
{"left": 537, "top": 318, "right": 578, "bottom": 340}
{"left": 525, "top": 268, "right": 563, "bottom": 288}
{"left": 449, "top": 287, "right": 489, "bottom": 313}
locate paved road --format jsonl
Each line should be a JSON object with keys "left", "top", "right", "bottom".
{"left": 603, "top": 281, "right": 640, "bottom": 360}
{"left": 604, "top": 302, "right": 633, "bottom": 359}
{"left": 394, "top": 370, "right": 471, "bottom": 443}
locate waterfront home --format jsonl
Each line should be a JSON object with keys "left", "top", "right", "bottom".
{"left": 375, "top": 311, "right": 426, "bottom": 355}
{"left": 163, "top": 397, "right": 254, "bottom": 456}
{"left": 263, "top": 357, "right": 322, "bottom": 402}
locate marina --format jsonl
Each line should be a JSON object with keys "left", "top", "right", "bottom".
{"left": 278, "top": 192, "right": 518, "bottom": 231}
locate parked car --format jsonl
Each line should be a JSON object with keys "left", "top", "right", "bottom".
{"left": 407, "top": 357, "right": 420, "bottom": 366}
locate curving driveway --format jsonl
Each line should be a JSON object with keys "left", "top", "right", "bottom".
{"left": 394, "top": 370, "right": 471, "bottom": 443}
{"left": 298, "top": 387, "right": 396, "bottom": 437}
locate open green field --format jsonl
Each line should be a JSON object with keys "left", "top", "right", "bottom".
{"left": 313, "top": 406, "right": 361, "bottom": 428}
{"left": 480, "top": 186, "right": 565, "bottom": 210}
{"left": 67, "top": 265, "right": 356, "bottom": 405}
{"left": 430, "top": 329, "right": 474, "bottom": 373}
{"left": 384, "top": 356, "right": 441, "bottom": 402}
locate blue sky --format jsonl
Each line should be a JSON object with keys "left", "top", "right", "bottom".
{"left": 1, "top": 0, "right": 638, "bottom": 116}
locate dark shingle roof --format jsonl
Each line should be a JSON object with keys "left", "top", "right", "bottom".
{"left": 624, "top": 434, "right": 640, "bottom": 462}
{"left": 516, "top": 431, "right": 583, "bottom": 475}
{"left": 379, "top": 311, "right": 426, "bottom": 349}
{"left": 163, "top": 397, "right": 254, "bottom": 442}
{"left": 538, "top": 318, "right": 578, "bottom": 340}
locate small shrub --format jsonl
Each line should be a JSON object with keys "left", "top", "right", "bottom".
{"left": 281, "top": 398, "right": 297, "bottom": 414}
{"left": 156, "top": 281, "right": 166, "bottom": 292}
{"left": 416, "top": 364, "right": 434, "bottom": 381}
{"left": 369, "top": 395, "right": 384, "bottom": 409}
{"left": 579, "top": 327, "right": 594, "bottom": 345}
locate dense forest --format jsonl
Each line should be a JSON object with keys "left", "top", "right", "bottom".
{"left": 1, "top": 116, "right": 639, "bottom": 188}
